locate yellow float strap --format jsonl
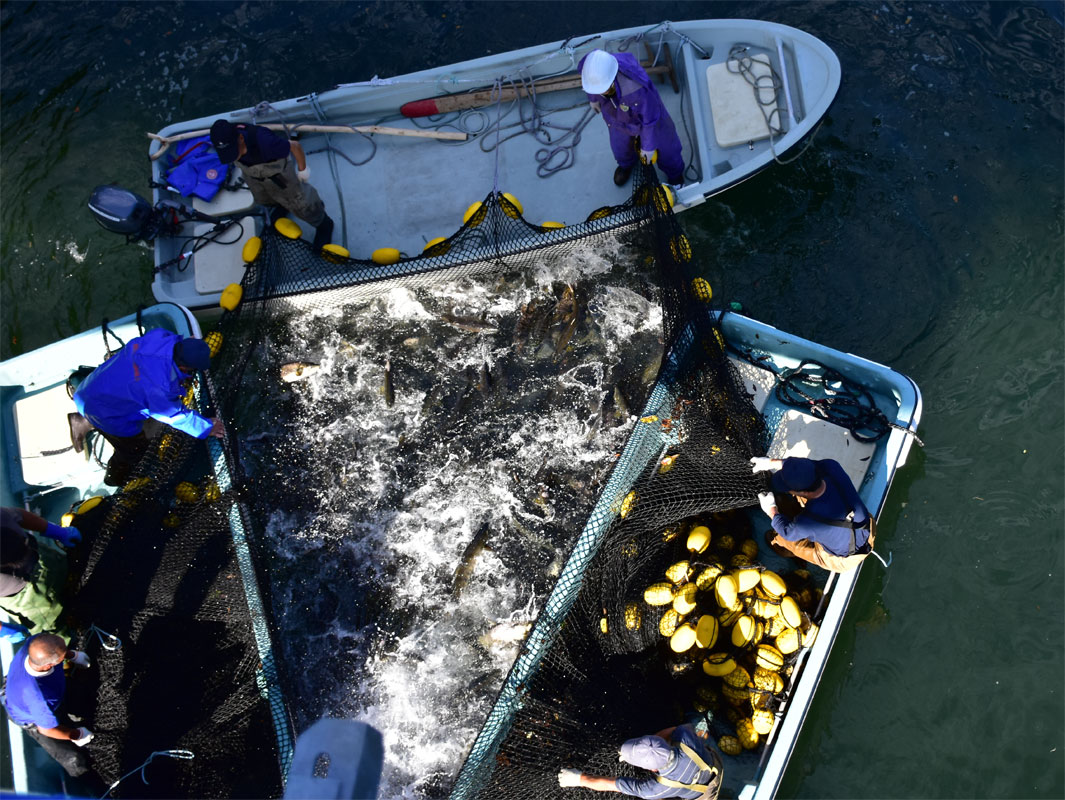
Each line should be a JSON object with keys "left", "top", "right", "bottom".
{"left": 654, "top": 742, "right": 718, "bottom": 793}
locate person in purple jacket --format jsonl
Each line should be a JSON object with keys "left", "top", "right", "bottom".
{"left": 751, "top": 456, "right": 877, "bottom": 572}
{"left": 579, "top": 49, "right": 685, "bottom": 188}
{"left": 73, "top": 329, "right": 223, "bottom": 486}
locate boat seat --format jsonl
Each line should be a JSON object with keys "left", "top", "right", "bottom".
{"left": 13, "top": 385, "right": 86, "bottom": 486}
{"left": 767, "top": 410, "right": 876, "bottom": 488}
{"left": 706, "top": 54, "right": 779, "bottom": 148}
{"left": 192, "top": 216, "right": 257, "bottom": 294}
{"left": 728, "top": 356, "right": 875, "bottom": 487}
{"left": 193, "top": 186, "right": 256, "bottom": 216}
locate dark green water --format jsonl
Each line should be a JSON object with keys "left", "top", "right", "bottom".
{"left": 2, "top": 2, "right": 1062, "bottom": 798}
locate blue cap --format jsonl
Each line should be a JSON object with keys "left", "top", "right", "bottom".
{"left": 772, "top": 458, "right": 821, "bottom": 493}
{"left": 619, "top": 735, "right": 671, "bottom": 771}
{"left": 174, "top": 338, "right": 211, "bottom": 371}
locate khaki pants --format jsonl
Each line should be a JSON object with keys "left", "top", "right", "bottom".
{"left": 240, "top": 157, "right": 325, "bottom": 227}
{"left": 768, "top": 517, "right": 877, "bottom": 573}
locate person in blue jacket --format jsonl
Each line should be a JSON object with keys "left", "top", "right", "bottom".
{"left": 751, "top": 456, "right": 877, "bottom": 573}
{"left": 579, "top": 49, "right": 685, "bottom": 188}
{"left": 1, "top": 633, "right": 94, "bottom": 777}
{"left": 73, "top": 330, "right": 223, "bottom": 486}
{"left": 558, "top": 724, "right": 723, "bottom": 798}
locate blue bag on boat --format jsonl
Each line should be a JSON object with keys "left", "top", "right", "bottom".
{"left": 164, "top": 136, "right": 229, "bottom": 202}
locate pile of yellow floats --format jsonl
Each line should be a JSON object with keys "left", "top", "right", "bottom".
{"left": 620, "top": 521, "right": 822, "bottom": 756}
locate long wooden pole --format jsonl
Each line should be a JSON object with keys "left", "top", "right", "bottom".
{"left": 400, "top": 49, "right": 678, "bottom": 118}
{"left": 148, "top": 123, "right": 467, "bottom": 161}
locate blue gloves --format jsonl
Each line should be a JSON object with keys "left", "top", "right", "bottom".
{"left": 44, "top": 522, "right": 82, "bottom": 547}
{"left": 1, "top": 621, "right": 30, "bottom": 643}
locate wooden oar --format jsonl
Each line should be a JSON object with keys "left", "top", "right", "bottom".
{"left": 401, "top": 47, "right": 679, "bottom": 118}
{"left": 148, "top": 123, "right": 467, "bottom": 161}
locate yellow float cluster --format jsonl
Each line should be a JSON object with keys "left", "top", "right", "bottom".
{"left": 628, "top": 519, "right": 824, "bottom": 756}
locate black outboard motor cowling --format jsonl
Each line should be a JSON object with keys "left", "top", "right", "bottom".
{"left": 88, "top": 185, "right": 180, "bottom": 242}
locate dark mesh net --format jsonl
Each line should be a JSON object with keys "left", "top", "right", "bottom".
{"left": 61, "top": 421, "right": 284, "bottom": 797}
{"left": 54, "top": 164, "right": 825, "bottom": 798}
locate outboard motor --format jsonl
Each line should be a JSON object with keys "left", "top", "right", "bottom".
{"left": 88, "top": 184, "right": 181, "bottom": 243}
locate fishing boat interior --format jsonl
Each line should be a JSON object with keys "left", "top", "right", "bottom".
{"left": 2, "top": 18, "right": 926, "bottom": 800}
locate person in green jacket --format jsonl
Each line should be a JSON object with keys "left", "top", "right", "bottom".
{"left": 0, "top": 507, "right": 81, "bottom": 636}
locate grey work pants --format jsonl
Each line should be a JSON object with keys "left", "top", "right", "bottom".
{"left": 240, "top": 157, "right": 326, "bottom": 227}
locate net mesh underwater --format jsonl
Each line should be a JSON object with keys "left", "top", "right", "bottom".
{"left": 52, "top": 164, "right": 836, "bottom": 798}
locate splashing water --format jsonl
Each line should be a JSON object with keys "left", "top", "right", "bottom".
{"left": 237, "top": 238, "right": 663, "bottom": 797}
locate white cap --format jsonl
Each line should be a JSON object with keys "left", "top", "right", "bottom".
{"left": 581, "top": 50, "right": 619, "bottom": 94}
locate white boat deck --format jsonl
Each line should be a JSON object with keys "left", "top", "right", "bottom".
{"left": 150, "top": 19, "right": 840, "bottom": 312}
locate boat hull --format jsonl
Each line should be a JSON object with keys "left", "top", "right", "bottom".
{"left": 148, "top": 19, "right": 840, "bottom": 313}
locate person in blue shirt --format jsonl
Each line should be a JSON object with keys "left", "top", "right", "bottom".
{"left": 558, "top": 725, "right": 723, "bottom": 799}
{"left": 579, "top": 49, "right": 685, "bottom": 188}
{"left": 1, "top": 507, "right": 81, "bottom": 636}
{"left": 752, "top": 456, "right": 877, "bottom": 573}
{"left": 73, "top": 330, "right": 223, "bottom": 486}
{"left": 209, "top": 119, "right": 335, "bottom": 252}
{"left": 2, "top": 633, "right": 94, "bottom": 777}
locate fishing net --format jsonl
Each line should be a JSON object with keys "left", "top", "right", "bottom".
{"left": 59, "top": 417, "right": 284, "bottom": 797}
{"left": 48, "top": 162, "right": 822, "bottom": 798}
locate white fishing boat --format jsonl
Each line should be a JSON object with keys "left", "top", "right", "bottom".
{"left": 89, "top": 19, "right": 840, "bottom": 314}
{"left": 451, "top": 310, "right": 923, "bottom": 799}
{"left": 0, "top": 304, "right": 200, "bottom": 794}
{"left": 0, "top": 304, "right": 296, "bottom": 799}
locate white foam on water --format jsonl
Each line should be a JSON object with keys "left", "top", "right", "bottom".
{"left": 247, "top": 238, "right": 659, "bottom": 797}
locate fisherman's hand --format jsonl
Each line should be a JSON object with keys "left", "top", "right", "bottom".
{"left": 297, "top": 166, "right": 311, "bottom": 183}
{"left": 0, "top": 621, "right": 30, "bottom": 643}
{"left": 589, "top": 100, "right": 601, "bottom": 115}
{"left": 67, "top": 650, "right": 91, "bottom": 669}
{"left": 208, "top": 418, "right": 225, "bottom": 439}
{"left": 44, "top": 522, "right": 81, "bottom": 547}
{"left": 639, "top": 148, "right": 658, "bottom": 165}
{"left": 757, "top": 492, "right": 777, "bottom": 517}
{"left": 749, "top": 456, "right": 779, "bottom": 474}
{"left": 72, "top": 727, "right": 94, "bottom": 747}
{"left": 558, "top": 769, "right": 582, "bottom": 788}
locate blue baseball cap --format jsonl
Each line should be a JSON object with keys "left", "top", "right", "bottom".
{"left": 619, "top": 735, "right": 671, "bottom": 771}
{"left": 772, "top": 458, "right": 821, "bottom": 493}
{"left": 174, "top": 338, "right": 211, "bottom": 372}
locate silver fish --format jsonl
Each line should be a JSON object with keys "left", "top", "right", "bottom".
{"left": 476, "top": 362, "right": 492, "bottom": 395}
{"left": 452, "top": 521, "right": 492, "bottom": 597}
{"left": 477, "top": 621, "right": 533, "bottom": 649}
{"left": 383, "top": 359, "right": 395, "bottom": 407}
{"left": 613, "top": 385, "right": 631, "bottom": 420}
{"left": 280, "top": 362, "right": 320, "bottom": 383}
{"left": 440, "top": 312, "right": 498, "bottom": 334}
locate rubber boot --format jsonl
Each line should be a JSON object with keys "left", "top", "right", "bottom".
{"left": 312, "top": 215, "right": 334, "bottom": 254}
{"left": 613, "top": 165, "right": 633, "bottom": 187}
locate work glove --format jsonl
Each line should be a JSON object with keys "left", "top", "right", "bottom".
{"left": 758, "top": 492, "right": 777, "bottom": 516}
{"left": 44, "top": 522, "right": 81, "bottom": 547}
{"left": 589, "top": 100, "right": 601, "bottom": 115}
{"left": 749, "top": 457, "right": 779, "bottom": 473}
{"left": 0, "top": 621, "right": 30, "bottom": 643}
{"left": 297, "top": 166, "right": 311, "bottom": 183}
{"left": 68, "top": 650, "right": 91, "bottom": 669}
{"left": 558, "top": 769, "right": 582, "bottom": 788}
{"left": 72, "top": 727, "right": 94, "bottom": 747}
{"left": 639, "top": 148, "right": 658, "bottom": 165}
